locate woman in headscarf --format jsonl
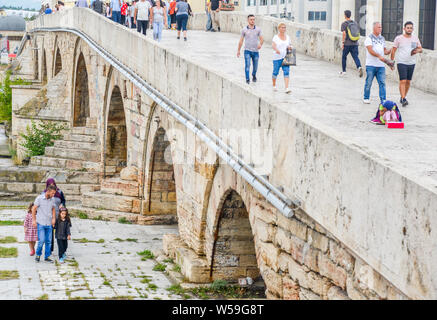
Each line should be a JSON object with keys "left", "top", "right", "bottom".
{"left": 44, "top": 178, "right": 66, "bottom": 255}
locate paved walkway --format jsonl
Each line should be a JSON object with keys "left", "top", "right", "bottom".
{"left": 0, "top": 205, "right": 179, "bottom": 300}
{"left": 155, "top": 29, "right": 437, "bottom": 191}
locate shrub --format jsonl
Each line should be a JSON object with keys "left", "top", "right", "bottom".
{"left": 0, "top": 71, "right": 30, "bottom": 121}
{"left": 20, "top": 120, "right": 66, "bottom": 157}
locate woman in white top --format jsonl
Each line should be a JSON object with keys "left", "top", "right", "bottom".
{"left": 150, "top": 1, "right": 168, "bottom": 42}
{"left": 272, "top": 23, "right": 292, "bottom": 93}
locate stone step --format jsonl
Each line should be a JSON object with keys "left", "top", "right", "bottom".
{"left": 81, "top": 191, "right": 140, "bottom": 213}
{"left": 53, "top": 139, "right": 97, "bottom": 151}
{"left": 30, "top": 156, "right": 101, "bottom": 172}
{"left": 62, "top": 134, "right": 97, "bottom": 143}
{"left": 44, "top": 147, "right": 100, "bottom": 162}
{"left": 0, "top": 182, "right": 100, "bottom": 196}
{"left": 0, "top": 166, "right": 101, "bottom": 184}
{"left": 101, "top": 177, "right": 139, "bottom": 197}
{"left": 0, "top": 192, "right": 82, "bottom": 202}
{"left": 69, "top": 205, "right": 177, "bottom": 225}
{"left": 71, "top": 127, "right": 98, "bottom": 136}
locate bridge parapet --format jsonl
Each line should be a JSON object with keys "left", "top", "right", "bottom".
{"left": 26, "top": 8, "right": 437, "bottom": 299}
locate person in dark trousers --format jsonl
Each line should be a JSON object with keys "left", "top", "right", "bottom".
{"left": 91, "top": 0, "right": 105, "bottom": 14}
{"left": 55, "top": 207, "right": 72, "bottom": 264}
{"left": 340, "top": 10, "right": 363, "bottom": 77}
{"left": 135, "top": 0, "right": 152, "bottom": 35}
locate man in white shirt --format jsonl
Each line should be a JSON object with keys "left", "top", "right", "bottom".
{"left": 363, "top": 22, "right": 392, "bottom": 104}
{"left": 391, "top": 21, "right": 423, "bottom": 107}
{"left": 134, "top": 0, "right": 152, "bottom": 35}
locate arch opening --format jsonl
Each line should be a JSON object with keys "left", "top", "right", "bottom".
{"left": 73, "top": 52, "right": 90, "bottom": 127}
{"left": 54, "top": 48, "right": 62, "bottom": 76}
{"left": 210, "top": 190, "right": 265, "bottom": 295}
{"left": 105, "top": 85, "right": 127, "bottom": 173}
{"left": 42, "top": 50, "right": 47, "bottom": 84}
{"left": 145, "top": 127, "right": 177, "bottom": 216}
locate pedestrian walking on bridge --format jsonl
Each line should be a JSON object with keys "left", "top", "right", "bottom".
{"left": 237, "top": 14, "right": 263, "bottom": 84}
{"left": 363, "top": 22, "right": 392, "bottom": 104}
{"left": 272, "top": 23, "right": 292, "bottom": 93}
{"left": 110, "top": 0, "right": 122, "bottom": 24}
{"left": 340, "top": 10, "right": 363, "bottom": 77}
{"left": 135, "top": 0, "right": 152, "bottom": 35}
{"left": 175, "top": 0, "right": 191, "bottom": 41}
{"left": 391, "top": 21, "right": 423, "bottom": 107}
{"left": 151, "top": 1, "right": 167, "bottom": 42}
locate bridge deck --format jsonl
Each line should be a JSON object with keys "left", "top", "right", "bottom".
{"left": 157, "top": 29, "right": 437, "bottom": 191}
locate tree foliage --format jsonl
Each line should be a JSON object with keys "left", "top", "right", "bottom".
{"left": 0, "top": 71, "right": 30, "bottom": 121}
{"left": 19, "top": 120, "right": 66, "bottom": 157}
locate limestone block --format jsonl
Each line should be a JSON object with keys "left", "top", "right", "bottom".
{"left": 319, "top": 253, "right": 347, "bottom": 290}
{"left": 283, "top": 276, "right": 300, "bottom": 300}
{"left": 261, "top": 266, "right": 283, "bottom": 299}
{"left": 120, "top": 166, "right": 138, "bottom": 181}
{"left": 307, "top": 228, "right": 329, "bottom": 253}
{"left": 6, "top": 183, "right": 35, "bottom": 193}
{"left": 329, "top": 240, "right": 355, "bottom": 273}
{"left": 258, "top": 242, "right": 280, "bottom": 272}
{"left": 346, "top": 276, "right": 367, "bottom": 300}
{"left": 254, "top": 218, "right": 275, "bottom": 243}
{"left": 327, "top": 286, "right": 350, "bottom": 300}
{"left": 299, "top": 287, "right": 321, "bottom": 300}
{"left": 276, "top": 214, "right": 307, "bottom": 241}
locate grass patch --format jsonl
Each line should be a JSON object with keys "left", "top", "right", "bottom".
{"left": 68, "top": 260, "right": 79, "bottom": 267}
{"left": 148, "top": 283, "right": 158, "bottom": 291}
{"left": 0, "top": 270, "right": 19, "bottom": 280}
{"left": 0, "top": 205, "right": 27, "bottom": 209}
{"left": 137, "top": 250, "right": 154, "bottom": 260}
{"left": 166, "top": 284, "right": 185, "bottom": 296}
{"left": 187, "top": 280, "right": 262, "bottom": 300}
{"left": 73, "top": 238, "right": 105, "bottom": 244}
{"left": 118, "top": 217, "right": 132, "bottom": 224}
{"left": 0, "top": 220, "right": 22, "bottom": 226}
{"left": 114, "top": 238, "right": 137, "bottom": 242}
{"left": 103, "top": 280, "right": 111, "bottom": 286}
{"left": 36, "top": 294, "right": 48, "bottom": 300}
{"left": 104, "top": 296, "right": 134, "bottom": 300}
{"left": 0, "top": 236, "right": 17, "bottom": 243}
{"left": 163, "top": 258, "right": 174, "bottom": 264}
{"left": 76, "top": 211, "right": 88, "bottom": 219}
{"left": 172, "top": 264, "right": 181, "bottom": 273}
{"left": 153, "top": 263, "right": 166, "bottom": 272}
{"left": 92, "top": 215, "right": 104, "bottom": 221}
{"left": 0, "top": 247, "right": 18, "bottom": 258}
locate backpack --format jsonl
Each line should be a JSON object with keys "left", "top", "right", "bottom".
{"left": 346, "top": 21, "right": 360, "bottom": 42}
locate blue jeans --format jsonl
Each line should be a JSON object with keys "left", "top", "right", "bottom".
{"left": 206, "top": 12, "right": 212, "bottom": 30}
{"left": 36, "top": 224, "right": 53, "bottom": 259}
{"left": 112, "top": 11, "right": 121, "bottom": 24}
{"left": 342, "top": 45, "right": 361, "bottom": 72}
{"left": 272, "top": 59, "right": 290, "bottom": 79}
{"left": 153, "top": 21, "right": 164, "bottom": 42}
{"left": 364, "top": 66, "right": 386, "bottom": 103}
{"left": 244, "top": 50, "right": 259, "bottom": 81}
{"left": 167, "top": 14, "right": 171, "bottom": 28}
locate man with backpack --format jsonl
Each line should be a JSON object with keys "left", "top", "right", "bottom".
{"left": 340, "top": 10, "right": 363, "bottom": 77}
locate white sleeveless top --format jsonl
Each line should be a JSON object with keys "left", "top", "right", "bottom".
{"left": 272, "top": 34, "right": 291, "bottom": 60}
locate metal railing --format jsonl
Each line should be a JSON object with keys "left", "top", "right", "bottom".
{"left": 29, "top": 25, "right": 302, "bottom": 219}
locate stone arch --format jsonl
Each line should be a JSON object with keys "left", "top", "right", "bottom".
{"left": 209, "top": 188, "right": 260, "bottom": 283}
{"left": 73, "top": 52, "right": 90, "bottom": 127}
{"left": 105, "top": 85, "right": 127, "bottom": 174}
{"left": 144, "top": 127, "right": 177, "bottom": 216}
{"left": 53, "top": 47, "right": 62, "bottom": 76}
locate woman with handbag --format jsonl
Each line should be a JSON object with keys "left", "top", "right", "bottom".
{"left": 272, "top": 23, "right": 292, "bottom": 93}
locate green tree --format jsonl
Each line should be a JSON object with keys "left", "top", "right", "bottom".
{"left": 20, "top": 121, "right": 66, "bottom": 157}
{"left": 0, "top": 71, "right": 30, "bottom": 121}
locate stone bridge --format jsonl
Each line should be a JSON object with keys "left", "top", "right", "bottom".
{"left": 8, "top": 8, "right": 437, "bottom": 300}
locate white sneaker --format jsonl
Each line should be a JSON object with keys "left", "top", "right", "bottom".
{"left": 339, "top": 72, "right": 347, "bottom": 77}
{"left": 285, "top": 88, "right": 291, "bottom": 94}
{"left": 363, "top": 99, "right": 371, "bottom": 104}
{"left": 273, "top": 86, "right": 277, "bottom": 92}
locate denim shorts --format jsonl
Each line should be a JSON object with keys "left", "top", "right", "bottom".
{"left": 397, "top": 63, "right": 415, "bottom": 81}
{"left": 272, "top": 59, "right": 290, "bottom": 79}
{"left": 176, "top": 14, "right": 188, "bottom": 31}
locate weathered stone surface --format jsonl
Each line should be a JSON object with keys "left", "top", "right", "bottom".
{"left": 327, "top": 286, "right": 350, "bottom": 300}
{"left": 282, "top": 276, "right": 300, "bottom": 300}
{"left": 307, "top": 228, "right": 329, "bottom": 253}
{"left": 329, "top": 240, "right": 355, "bottom": 273}
{"left": 319, "top": 254, "right": 347, "bottom": 290}
{"left": 299, "top": 287, "right": 321, "bottom": 300}
{"left": 120, "top": 166, "right": 138, "bottom": 181}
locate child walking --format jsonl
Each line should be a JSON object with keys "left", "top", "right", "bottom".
{"left": 54, "top": 207, "right": 71, "bottom": 263}
{"left": 24, "top": 203, "right": 38, "bottom": 256}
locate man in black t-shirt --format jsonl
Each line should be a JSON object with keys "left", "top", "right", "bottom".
{"left": 209, "top": 0, "right": 222, "bottom": 32}
{"left": 340, "top": 10, "right": 363, "bottom": 77}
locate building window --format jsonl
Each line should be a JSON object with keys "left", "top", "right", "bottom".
{"left": 419, "top": 0, "right": 436, "bottom": 49}
{"left": 382, "top": 0, "right": 404, "bottom": 42}
{"left": 308, "top": 11, "right": 327, "bottom": 22}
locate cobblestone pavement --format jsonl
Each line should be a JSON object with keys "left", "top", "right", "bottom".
{"left": 0, "top": 204, "right": 180, "bottom": 300}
